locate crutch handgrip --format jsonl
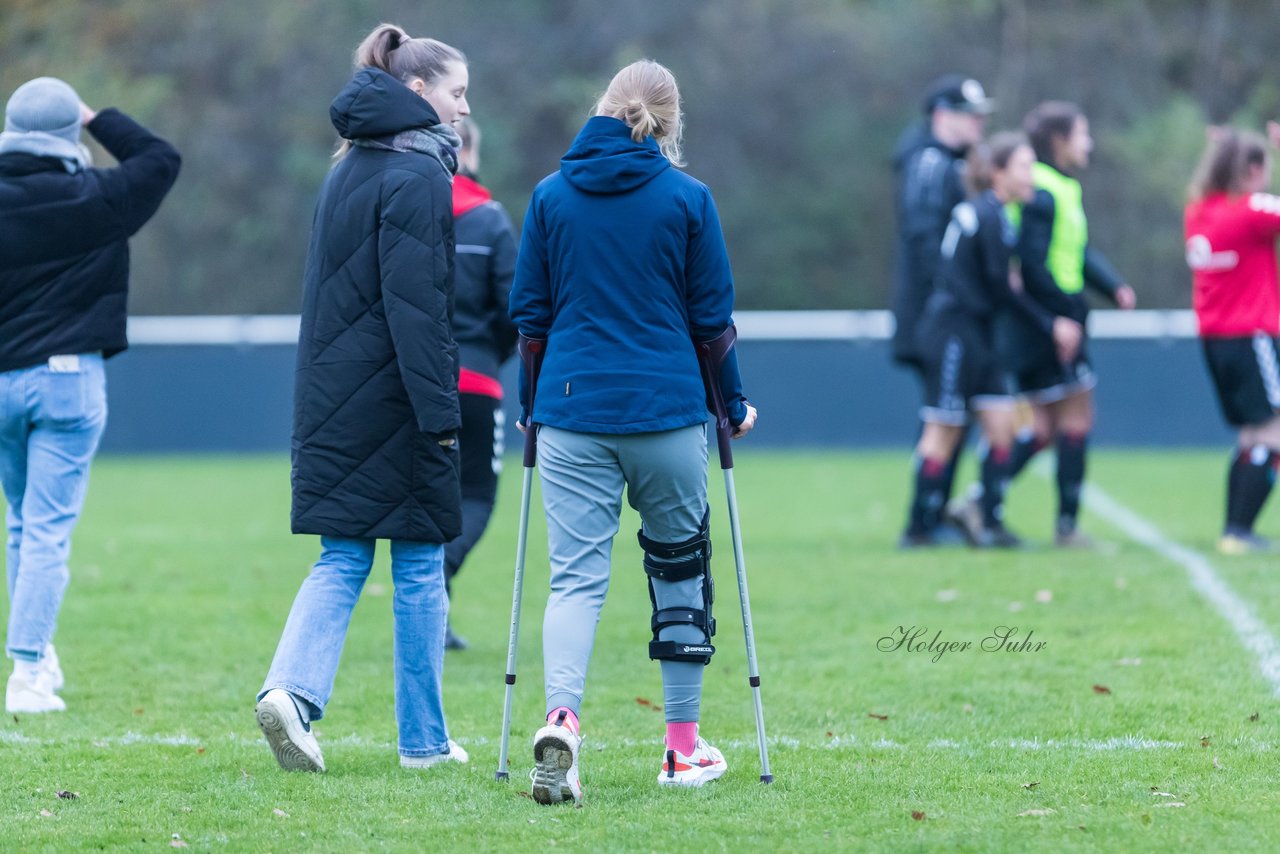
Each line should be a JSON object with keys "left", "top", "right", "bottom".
{"left": 517, "top": 334, "right": 547, "bottom": 468}
{"left": 694, "top": 326, "right": 737, "bottom": 470}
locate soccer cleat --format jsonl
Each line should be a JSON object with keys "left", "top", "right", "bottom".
{"left": 897, "top": 523, "right": 967, "bottom": 549}
{"left": 444, "top": 623, "right": 469, "bottom": 651}
{"left": 5, "top": 668, "right": 65, "bottom": 714}
{"left": 658, "top": 736, "right": 727, "bottom": 787}
{"left": 976, "top": 523, "right": 1023, "bottom": 550}
{"left": 401, "top": 739, "right": 469, "bottom": 769}
{"left": 1054, "top": 526, "right": 1098, "bottom": 550}
{"left": 42, "top": 644, "right": 64, "bottom": 692}
{"left": 1218, "top": 530, "right": 1275, "bottom": 556}
{"left": 944, "top": 494, "right": 986, "bottom": 546}
{"left": 531, "top": 712, "right": 582, "bottom": 805}
{"left": 256, "top": 689, "right": 325, "bottom": 772}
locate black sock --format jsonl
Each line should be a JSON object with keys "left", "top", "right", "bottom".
{"left": 1007, "top": 430, "right": 1048, "bottom": 480}
{"left": 908, "top": 456, "right": 949, "bottom": 535}
{"left": 940, "top": 425, "right": 968, "bottom": 505}
{"left": 1056, "top": 431, "right": 1088, "bottom": 528}
{"left": 1226, "top": 445, "right": 1276, "bottom": 534}
{"left": 980, "top": 445, "right": 1012, "bottom": 527}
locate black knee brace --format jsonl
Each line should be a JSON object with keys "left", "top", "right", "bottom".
{"left": 638, "top": 511, "right": 715, "bottom": 665}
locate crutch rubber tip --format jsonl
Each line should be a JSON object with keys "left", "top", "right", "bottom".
{"left": 505, "top": 674, "right": 516, "bottom": 685}
{"left": 495, "top": 771, "right": 509, "bottom": 782}
{"left": 748, "top": 676, "right": 761, "bottom": 687}
{"left": 760, "top": 774, "right": 774, "bottom": 784}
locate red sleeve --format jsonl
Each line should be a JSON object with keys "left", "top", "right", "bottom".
{"left": 1245, "top": 193, "right": 1280, "bottom": 240}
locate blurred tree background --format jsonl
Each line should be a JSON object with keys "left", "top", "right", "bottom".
{"left": 2, "top": 0, "right": 1277, "bottom": 314}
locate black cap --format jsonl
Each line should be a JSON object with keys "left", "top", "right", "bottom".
{"left": 922, "top": 74, "right": 996, "bottom": 116}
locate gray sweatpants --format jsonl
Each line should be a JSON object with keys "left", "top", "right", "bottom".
{"left": 537, "top": 424, "right": 708, "bottom": 723}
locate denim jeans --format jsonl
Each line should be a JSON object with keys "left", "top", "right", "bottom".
{"left": 260, "top": 536, "right": 452, "bottom": 757}
{"left": 0, "top": 354, "right": 107, "bottom": 663}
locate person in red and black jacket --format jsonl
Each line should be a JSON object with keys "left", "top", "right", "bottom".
{"left": 1185, "top": 123, "right": 1280, "bottom": 554}
{"left": 443, "top": 117, "right": 518, "bottom": 648}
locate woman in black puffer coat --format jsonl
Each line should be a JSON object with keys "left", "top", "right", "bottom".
{"left": 255, "top": 22, "right": 471, "bottom": 775}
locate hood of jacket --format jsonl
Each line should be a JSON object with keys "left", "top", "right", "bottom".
{"left": 559, "top": 115, "right": 670, "bottom": 194}
{"left": 453, "top": 173, "right": 492, "bottom": 216}
{"left": 330, "top": 67, "right": 442, "bottom": 140}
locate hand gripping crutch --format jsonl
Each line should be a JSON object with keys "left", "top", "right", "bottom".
{"left": 496, "top": 333, "right": 546, "bottom": 782}
{"left": 695, "top": 327, "right": 773, "bottom": 784}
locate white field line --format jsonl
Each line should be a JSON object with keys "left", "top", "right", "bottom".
{"left": 0, "top": 729, "right": 1269, "bottom": 752}
{"left": 1082, "top": 482, "right": 1280, "bottom": 698}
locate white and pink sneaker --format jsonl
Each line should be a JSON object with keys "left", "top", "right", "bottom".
{"left": 531, "top": 711, "right": 582, "bottom": 805}
{"left": 658, "top": 736, "right": 727, "bottom": 787}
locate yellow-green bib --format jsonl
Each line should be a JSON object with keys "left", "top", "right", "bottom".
{"left": 1032, "top": 161, "right": 1087, "bottom": 293}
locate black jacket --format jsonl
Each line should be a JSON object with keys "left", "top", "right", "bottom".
{"left": 452, "top": 174, "right": 517, "bottom": 380}
{"left": 291, "top": 68, "right": 461, "bottom": 542}
{"left": 999, "top": 184, "right": 1124, "bottom": 372}
{"left": 922, "top": 191, "right": 1055, "bottom": 342}
{"left": 890, "top": 123, "right": 968, "bottom": 366}
{"left": 0, "top": 109, "right": 180, "bottom": 372}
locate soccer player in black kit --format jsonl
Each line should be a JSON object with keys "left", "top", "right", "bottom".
{"left": 903, "top": 133, "right": 1083, "bottom": 547}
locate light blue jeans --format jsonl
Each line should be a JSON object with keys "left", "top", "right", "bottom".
{"left": 537, "top": 424, "right": 709, "bottom": 723}
{"left": 259, "top": 537, "right": 452, "bottom": 757}
{"left": 0, "top": 354, "right": 107, "bottom": 663}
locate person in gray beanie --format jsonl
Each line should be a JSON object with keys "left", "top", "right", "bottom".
{"left": 0, "top": 76, "right": 180, "bottom": 713}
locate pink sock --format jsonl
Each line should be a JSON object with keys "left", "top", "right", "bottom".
{"left": 547, "top": 706, "right": 579, "bottom": 736}
{"left": 665, "top": 722, "right": 698, "bottom": 755}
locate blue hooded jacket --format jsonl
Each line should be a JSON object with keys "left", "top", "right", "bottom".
{"left": 510, "top": 116, "right": 745, "bottom": 433}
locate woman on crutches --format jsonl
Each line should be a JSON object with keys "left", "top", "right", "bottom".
{"left": 509, "top": 59, "right": 756, "bottom": 804}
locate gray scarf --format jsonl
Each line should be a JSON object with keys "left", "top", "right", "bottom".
{"left": 351, "top": 123, "right": 461, "bottom": 177}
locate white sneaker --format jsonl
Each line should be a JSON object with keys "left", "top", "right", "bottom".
{"left": 5, "top": 667, "right": 65, "bottom": 714}
{"left": 255, "top": 689, "right": 325, "bottom": 772}
{"left": 658, "top": 736, "right": 727, "bottom": 787}
{"left": 400, "top": 739, "right": 469, "bottom": 769}
{"left": 531, "top": 714, "right": 583, "bottom": 805}
{"left": 42, "top": 644, "right": 64, "bottom": 692}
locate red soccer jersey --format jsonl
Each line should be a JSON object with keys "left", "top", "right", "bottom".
{"left": 1186, "top": 192, "right": 1280, "bottom": 337}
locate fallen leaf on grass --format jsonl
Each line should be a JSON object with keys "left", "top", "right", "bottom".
{"left": 935, "top": 589, "right": 959, "bottom": 602}
{"left": 1213, "top": 756, "right": 1224, "bottom": 770}
{"left": 1248, "top": 711, "right": 1260, "bottom": 722}
{"left": 910, "top": 811, "right": 925, "bottom": 821}
{"left": 1200, "top": 735, "right": 1211, "bottom": 747}
{"left": 273, "top": 808, "right": 289, "bottom": 818}
{"left": 39, "top": 809, "right": 53, "bottom": 818}
{"left": 962, "top": 704, "right": 974, "bottom": 714}
{"left": 1034, "top": 590, "right": 1053, "bottom": 603}
{"left": 196, "top": 747, "right": 205, "bottom": 755}
{"left": 1019, "top": 809, "right": 1056, "bottom": 817}
{"left": 867, "top": 713, "right": 889, "bottom": 721}
{"left": 133, "top": 708, "right": 144, "bottom": 716}
{"left": 1022, "top": 782, "right": 1039, "bottom": 789}
{"left": 56, "top": 791, "right": 78, "bottom": 799}
{"left": 170, "top": 835, "right": 188, "bottom": 848}
{"left": 239, "top": 768, "right": 252, "bottom": 779}
{"left": 517, "top": 791, "right": 532, "bottom": 799}
{"left": 1008, "top": 601, "right": 1024, "bottom": 613}
{"left": 1092, "top": 684, "right": 1111, "bottom": 695}
{"left": 635, "top": 697, "right": 662, "bottom": 711}
{"left": 1115, "top": 658, "right": 1142, "bottom": 666}
{"left": 1154, "top": 802, "right": 1186, "bottom": 808}
{"left": 1151, "top": 791, "right": 1176, "bottom": 798}
{"left": 825, "top": 731, "right": 833, "bottom": 738}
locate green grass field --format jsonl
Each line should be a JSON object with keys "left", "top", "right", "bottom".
{"left": 2, "top": 449, "right": 1279, "bottom": 851}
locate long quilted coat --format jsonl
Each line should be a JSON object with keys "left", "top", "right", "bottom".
{"left": 291, "top": 68, "right": 461, "bottom": 542}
